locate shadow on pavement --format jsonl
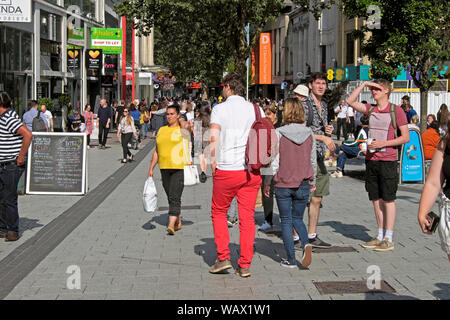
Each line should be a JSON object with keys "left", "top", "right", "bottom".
{"left": 19, "top": 218, "right": 44, "bottom": 233}
{"left": 364, "top": 292, "right": 420, "bottom": 300}
{"left": 396, "top": 195, "right": 420, "bottom": 204}
{"left": 432, "top": 283, "right": 450, "bottom": 300}
{"left": 318, "top": 221, "right": 372, "bottom": 242}
{"left": 194, "top": 238, "right": 242, "bottom": 269}
{"left": 254, "top": 237, "right": 286, "bottom": 263}
{"left": 149, "top": 213, "right": 194, "bottom": 229}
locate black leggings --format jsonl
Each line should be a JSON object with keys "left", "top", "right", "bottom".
{"left": 87, "top": 134, "right": 91, "bottom": 146}
{"left": 261, "top": 176, "right": 274, "bottom": 224}
{"left": 160, "top": 169, "right": 184, "bottom": 217}
{"left": 121, "top": 132, "right": 133, "bottom": 159}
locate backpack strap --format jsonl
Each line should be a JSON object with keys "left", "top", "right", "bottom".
{"left": 390, "top": 103, "right": 398, "bottom": 139}
{"left": 253, "top": 103, "right": 262, "bottom": 121}
{"left": 36, "top": 110, "right": 41, "bottom": 118}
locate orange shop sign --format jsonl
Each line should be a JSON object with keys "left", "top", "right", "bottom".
{"left": 259, "top": 33, "right": 272, "bottom": 84}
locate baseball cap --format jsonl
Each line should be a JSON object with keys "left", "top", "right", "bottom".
{"left": 293, "top": 84, "right": 309, "bottom": 97}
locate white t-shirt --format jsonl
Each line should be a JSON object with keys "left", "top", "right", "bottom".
{"left": 43, "top": 110, "right": 53, "bottom": 129}
{"left": 335, "top": 105, "right": 348, "bottom": 119}
{"left": 186, "top": 111, "right": 194, "bottom": 122}
{"left": 210, "top": 95, "right": 265, "bottom": 171}
{"left": 347, "top": 106, "right": 354, "bottom": 117}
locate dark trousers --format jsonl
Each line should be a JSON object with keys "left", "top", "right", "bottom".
{"left": 160, "top": 169, "right": 184, "bottom": 217}
{"left": 336, "top": 118, "right": 348, "bottom": 140}
{"left": 0, "top": 163, "right": 25, "bottom": 233}
{"left": 86, "top": 134, "right": 91, "bottom": 146}
{"left": 347, "top": 117, "right": 355, "bottom": 136}
{"left": 261, "top": 176, "right": 274, "bottom": 224}
{"left": 98, "top": 122, "right": 109, "bottom": 146}
{"left": 121, "top": 132, "right": 133, "bottom": 159}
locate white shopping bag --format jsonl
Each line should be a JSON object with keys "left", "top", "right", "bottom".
{"left": 143, "top": 177, "right": 157, "bottom": 213}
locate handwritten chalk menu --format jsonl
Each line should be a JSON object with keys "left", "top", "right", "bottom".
{"left": 26, "top": 133, "right": 87, "bottom": 195}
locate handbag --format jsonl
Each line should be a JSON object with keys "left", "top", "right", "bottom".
{"left": 182, "top": 135, "right": 199, "bottom": 186}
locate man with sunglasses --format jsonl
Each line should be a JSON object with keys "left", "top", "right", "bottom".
{"left": 0, "top": 92, "right": 32, "bottom": 242}
{"left": 347, "top": 80, "right": 409, "bottom": 252}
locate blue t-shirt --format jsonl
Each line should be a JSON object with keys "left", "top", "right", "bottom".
{"left": 130, "top": 110, "right": 141, "bottom": 122}
{"left": 22, "top": 108, "right": 48, "bottom": 131}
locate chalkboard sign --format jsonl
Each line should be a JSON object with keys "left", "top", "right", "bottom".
{"left": 26, "top": 133, "right": 88, "bottom": 195}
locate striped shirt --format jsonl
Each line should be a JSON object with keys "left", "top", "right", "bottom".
{"left": 0, "top": 108, "right": 24, "bottom": 162}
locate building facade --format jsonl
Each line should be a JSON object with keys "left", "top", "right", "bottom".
{"left": 0, "top": 0, "right": 158, "bottom": 117}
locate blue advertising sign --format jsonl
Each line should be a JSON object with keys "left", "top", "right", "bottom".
{"left": 400, "top": 126, "right": 425, "bottom": 184}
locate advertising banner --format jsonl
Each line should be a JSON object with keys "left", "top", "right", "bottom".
{"left": 91, "top": 28, "right": 123, "bottom": 54}
{"left": 400, "top": 126, "right": 425, "bottom": 184}
{"left": 67, "top": 49, "right": 81, "bottom": 69}
{"left": 0, "top": 0, "right": 31, "bottom": 22}
{"left": 86, "top": 49, "right": 102, "bottom": 77}
{"left": 259, "top": 33, "right": 272, "bottom": 85}
{"left": 68, "top": 28, "right": 85, "bottom": 47}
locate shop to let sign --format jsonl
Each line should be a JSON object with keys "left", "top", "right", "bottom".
{"left": 0, "top": 0, "right": 31, "bottom": 22}
{"left": 91, "top": 28, "right": 122, "bottom": 54}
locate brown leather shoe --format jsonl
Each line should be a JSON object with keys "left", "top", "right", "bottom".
{"left": 0, "top": 231, "right": 7, "bottom": 238}
{"left": 235, "top": 266, "right": 251, "bottom": 278}
{"left": 5, "top": 231, "right": 20, "bottom": 242}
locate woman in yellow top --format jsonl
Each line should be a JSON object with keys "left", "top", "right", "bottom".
{"left": 148, "top": 104, "right": 190, "bottom": 235}
{"left": 140, "top": 105, "right": 150, "bottom": 139}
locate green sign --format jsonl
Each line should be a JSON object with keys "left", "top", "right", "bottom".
{"left": 68, "top": 28, "right": 84, "bottom": 46}
{"left": 91, "top": 28, "right": 122, "bottom": 54}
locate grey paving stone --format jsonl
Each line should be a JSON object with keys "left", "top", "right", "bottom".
{"left": 3, "top": 136, "right": 450, "bottom": 300}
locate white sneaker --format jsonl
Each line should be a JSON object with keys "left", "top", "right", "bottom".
{"left": 330, "top": 171, "right": 343, "bottom": 178}
{"left": 293, "top": 235, "right": 300, "bottom": 242}
{"left": 259, "top": 221, "right": 272, "bottom": 231}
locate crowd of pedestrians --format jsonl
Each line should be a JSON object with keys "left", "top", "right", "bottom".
{"left": 138, "top": 71, "right": 450, "bottom": 275}
{"left": 1, "top": 69, "right": 449, "bottom": 268}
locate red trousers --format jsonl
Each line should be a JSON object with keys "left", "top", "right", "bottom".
{"left": 211, "top": 169, "right": 262, "bottom": 269}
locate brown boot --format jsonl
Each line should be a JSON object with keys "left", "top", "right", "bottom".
{"left": 5, "top": 231, "right": 20, "bottom": 242}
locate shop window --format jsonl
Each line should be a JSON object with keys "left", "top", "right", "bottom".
{"left": 346, "top": 33, "right": 354, "bottom": 65}
{"left": 22, "top": 33, "right": 32, "bottom": 71}
{"left": 64, "top": 0, "right": 96, "bottom": 18}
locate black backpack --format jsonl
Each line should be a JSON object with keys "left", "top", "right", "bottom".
{"left": 32, "top": 111, "right": 47, "bottom": 132}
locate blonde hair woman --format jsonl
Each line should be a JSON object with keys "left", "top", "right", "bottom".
{"left": 117, "top": 108, "right": 138, "bottom": 163}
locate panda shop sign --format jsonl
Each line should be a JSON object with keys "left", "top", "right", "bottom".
{"left": 0, "top": 0, "right": 31, "bottom": 22}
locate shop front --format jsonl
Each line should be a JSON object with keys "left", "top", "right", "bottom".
{"left": 0, "top": 24, "right": 33, "bottom": 117}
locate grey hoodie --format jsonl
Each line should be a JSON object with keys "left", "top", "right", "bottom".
{"left": 263, "top": 123, "right": 317, "bottom": 187}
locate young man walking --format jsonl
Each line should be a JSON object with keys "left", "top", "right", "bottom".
{"left": 303, "top": 72, "right": 335, "bottom": 248}
{"left": 0, "top": 92, "right": 32, "bottom": 241}
{"left": 208, "top": 73, "right": 264, "bottom": 278}
{"left": 347, "top": 80, "right": 409, "bottom": 251}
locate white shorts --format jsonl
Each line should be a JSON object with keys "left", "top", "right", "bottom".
{"left": 438, "top": 192, "right": 450, "bottom": 255}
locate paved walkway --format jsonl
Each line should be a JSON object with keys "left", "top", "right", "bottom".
{"left": 1, "top": 134, "right": 449, "bottom": 300}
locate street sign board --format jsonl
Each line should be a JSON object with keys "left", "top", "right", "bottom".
{"left": 91, "top": 28, "right": 123, "bottom": 54}
{"left": 0, "top": 0, "right": 31, "bottom": 22}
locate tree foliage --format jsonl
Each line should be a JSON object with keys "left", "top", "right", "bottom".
{"left": 340, "top": 0, "right": 450, "bottom": 132}
{"left": 115, "top": 0, "right": 286, "bottom": 88}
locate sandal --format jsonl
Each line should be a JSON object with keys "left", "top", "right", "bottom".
{"left": 174, "top": 225, "right": 182, "bottom": 231}
{"left": 166, "top": 226, "right": 175, "bottom": 235}
{"left": 129, "top": 155, "right": 134, "bottom": 162}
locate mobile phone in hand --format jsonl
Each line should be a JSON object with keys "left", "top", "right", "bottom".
{"left": 426, "top": 211, "right": 440, "bottom": 233}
